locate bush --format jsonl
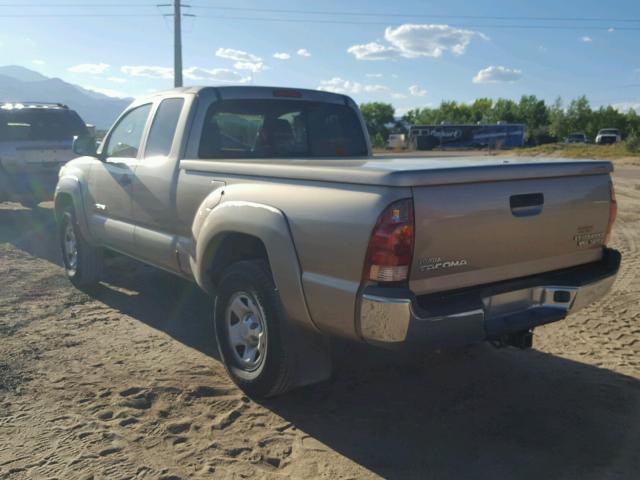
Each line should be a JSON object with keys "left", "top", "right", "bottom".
{"left": 626, "top": 130, "right": 640, "bottom": 153}
{"left": 371, "top": 132, "right": 386, "bottom": 149}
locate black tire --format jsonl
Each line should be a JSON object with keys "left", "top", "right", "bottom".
{"left": 214, "top": 260, "right": 293, "bottom": 398}
{"left": 59, "top": 205, "right": 103, "bottom": 289}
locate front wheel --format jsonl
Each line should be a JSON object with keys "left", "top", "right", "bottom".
{"left": 59, "top": 206, "right": 103, "bottom": 288}
{"left": 214, "top": 260, "right": 294, "bottom": 398}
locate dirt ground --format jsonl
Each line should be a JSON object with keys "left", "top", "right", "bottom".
{"left": 1, "top": 167, "right": 639, "bottom": 479}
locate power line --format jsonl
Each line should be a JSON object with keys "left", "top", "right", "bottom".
{"left": 1, "top": 3, "right": 639, "bottom": 24}
{"left": 0, "top": 13, "right": 161, "bottom": 17}
{"left": 1, "top": 11, "right": 639, "bottom": 30}
{"left": 180, "top": 15, "right": 640, "bottom": 30}
{"left": 187, "top": 5, "right": 640, "bottom": 24}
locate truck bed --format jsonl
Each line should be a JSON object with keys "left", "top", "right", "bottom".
{"left": 180, "top": 156, "right": 612, "bottom": 187}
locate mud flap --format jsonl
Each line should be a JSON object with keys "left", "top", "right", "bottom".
{"left": 284, "top": 319, "right": 333, "bottom": 389}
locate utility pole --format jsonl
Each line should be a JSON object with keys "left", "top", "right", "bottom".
{"left": 159, "top": 2, "right": 190, "bottom": 87}
{"left": 173, "top": 0, "right": 183, "bottom": 87}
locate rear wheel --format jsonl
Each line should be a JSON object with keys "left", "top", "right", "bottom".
{"left": 59, "top": 205, "right": 102, "bottom": 288}
{"left": 214, "top": 260, "right": 294, "bottom": 397}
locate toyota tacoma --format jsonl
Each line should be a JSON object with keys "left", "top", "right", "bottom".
{"left": 54, "top": 86, "right": 621, "bottom": 397}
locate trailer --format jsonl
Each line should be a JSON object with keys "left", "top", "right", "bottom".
{"left": 409, "top": 123, "right": 525, "bottom": 150}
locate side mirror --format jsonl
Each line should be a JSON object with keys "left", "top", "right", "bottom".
{"left": 72, "top": 135, "right": 97, "bottom": 156}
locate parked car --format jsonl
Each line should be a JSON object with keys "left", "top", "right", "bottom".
{"left": 565, "top": 132, "right": 588, "bottom": 144}
{"left": 0, "top": 102, "right": 91, "bottom": 207}
{"left": 55, "top": 86, "right": 621, "bottom": 397}
{"left": 595, "top": 128, "right": 622, "bottom": 145}
{"left": 387, "top": 133, "right": 406, "bottom": 149}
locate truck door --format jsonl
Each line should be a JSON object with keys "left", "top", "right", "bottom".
{"left": 86, "top": 103, "right": 152, "bottom": 253}
{"left": 130, "top": 97, "right": 186, "bottom": 271}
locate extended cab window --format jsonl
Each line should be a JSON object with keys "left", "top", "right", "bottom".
{"left": 104, "top": 104, "right": 152, "bottom": 158}
{"left": 145, "top": 98, "right": 184, "bottom": 157}
{"left": 199, "top": 99, "right": 367, "bottom": 158}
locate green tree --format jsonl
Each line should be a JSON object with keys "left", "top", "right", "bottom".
{"left": 549, "top": 97, "right": 568, "bottom": 140}
{"left": 518, "top": 95, "right": 550, "bottom": 144}
{"left": 359, "top": 102, "right": 395, "bottom": 143}
{"left": 566, "top": 95, "right": 592, "bottom": 136}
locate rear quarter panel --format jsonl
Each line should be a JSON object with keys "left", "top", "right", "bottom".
{"left": 199, "top": 177, "right": 410, "bottom": 339}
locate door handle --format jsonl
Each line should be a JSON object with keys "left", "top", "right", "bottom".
{"left": 510, "top": 193, "right": 544, "bottom": 217}
{"left": 120, "top": 174, "right": 132, "bottom": 186}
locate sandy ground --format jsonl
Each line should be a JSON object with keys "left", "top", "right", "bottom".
{"left": 1, "top": 168, "right": 639, "bottom": 479}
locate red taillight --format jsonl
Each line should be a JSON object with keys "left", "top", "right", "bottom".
{"left": 273, "top": 89, "right": 302, "bottom": 98}
{"left": 364, "top": 199, "right": 414, "bottom": 282}
{"left": 605, "top": 181, "right": 617, "bottom": 244}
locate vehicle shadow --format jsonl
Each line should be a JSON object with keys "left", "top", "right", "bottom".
{"left": 0, "top": 203, "right": 217, "bottom": 359}
{"left": 0, "top": 203, "right": 61, "bottom": 264}
{"left": 266, "top": 343, "right": 640, "bottom": 479}
{"left": 2, "top": 204, "right": 639, "bottom": 479}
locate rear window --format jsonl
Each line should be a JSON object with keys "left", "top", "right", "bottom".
{"left": 0, "top": 108, "right": 88, "bottom": 142}
{"left": 198, "top": 99, "right": 367, "bottom": 158}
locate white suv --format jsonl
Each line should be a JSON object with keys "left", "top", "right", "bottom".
{"left": 595, "top": 128, "right": 622, "bottom": 145}
{"left": 0, "top": 102, "right": 90, "bottom": 207}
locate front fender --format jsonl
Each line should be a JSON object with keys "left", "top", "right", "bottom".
{"left": 54, "top": 174, "right": 93, "bottom": 243}
{"left": 192, "top": 200, "right": 319, "bottom": 333}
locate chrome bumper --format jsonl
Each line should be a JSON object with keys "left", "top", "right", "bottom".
{"left": 357, "top": 250, "right": 620, "bottom": 347}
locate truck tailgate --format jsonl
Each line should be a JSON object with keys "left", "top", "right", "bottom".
{"left": 410, "top": 173, "right": 612, "bottom": 295}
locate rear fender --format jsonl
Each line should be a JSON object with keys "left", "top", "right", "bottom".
{"left": 193, "top": 200, "right": 332, "bottom": 388}
{"left": 193, "top": 200, "right": 319, "bottom": 334}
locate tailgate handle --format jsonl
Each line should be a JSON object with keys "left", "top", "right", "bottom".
{"left": 510, "top": 193, "right": 544, "bottom": 217}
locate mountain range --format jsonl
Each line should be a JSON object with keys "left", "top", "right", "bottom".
{"left": 0, "top": 65, "right": 132, "bottom": 129}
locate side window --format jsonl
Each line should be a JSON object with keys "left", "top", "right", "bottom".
{"left": 145, "top": 98, "right": 185, "bottom": 158}
{"left": 104, "top": 104, "right": 152, "bottom": 158}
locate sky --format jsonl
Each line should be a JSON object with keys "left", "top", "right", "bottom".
{"left": 0, "top": 0, "right": 639, "bottom": 114}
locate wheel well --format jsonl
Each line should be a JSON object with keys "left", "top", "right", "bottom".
{"left": 54, "top": 193, "right": 73, "bottom": 221}
{"left": 209, "top": 233, "right": 270, "bottom": 285}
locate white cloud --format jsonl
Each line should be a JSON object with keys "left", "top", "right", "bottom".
{"left": 297, "top": 48, "right": 311, "bottom": 57}
{"left": 233, "top": 61, "right": 268, "bottom": 73}
{"left": 581, "top": 36, "right": 593, "bottom": 43}
{"left": 366, "top": 73, "right": 383, "bottom": 78}
{"left": 107, "top": 76, "right": 126, "bottom": 84}
{"left": 408, "top": 85, "right": 427, "bottom": 96}
{"left": 385, "top": 24, "right": 487, "bottom": 58}
{"left": 391, "top": 92, "right": 407, "bottom": 99}
{"left": 608, "top": 27, "right": 615, "bottom": 33}
{"left": 612, "top": 101, "right": 640, "bottom": 112}
{"left": 183, "top": 67, "right": 249, "bottom": 83}
{"left": 215, "top": 47, "right": 261, "bottom": 63}
{"left": 472, "top": 65, "right": 522, "bottom": 84}
{"left": 83, "top": 86, "right": 128, "bottom": 98}
{"left": 273, "top": 52, "right": 290, "bottom": 60}
{"left": 348, "top": 24, "right": 487, "bottom": 61}
{"left": 348, "top": 42, "right": 399, "bottom": 61}
{"left": 318, "top": 77, "right": 389, "bottom": 94}
{"left": 538, "top": 45, "right": 547, "bottom": 53}
{"left": 121, "top": 65, "right": 173, "bottom": 79}
{"left": 68, "top": 63, "right": 110, "bottom": 75}
{"left": 32, "top": 59, "right": 45, "bottom": 65}
{"left": 120, "top": 65, "right": 250, "bottom": 83}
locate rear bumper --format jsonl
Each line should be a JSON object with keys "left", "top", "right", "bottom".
{"left": 357, "top": 248, "right": 621, "bottom": 348}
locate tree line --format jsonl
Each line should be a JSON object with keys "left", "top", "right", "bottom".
{"left": 360, "top": 96, "right": 640, "bottom": 148}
